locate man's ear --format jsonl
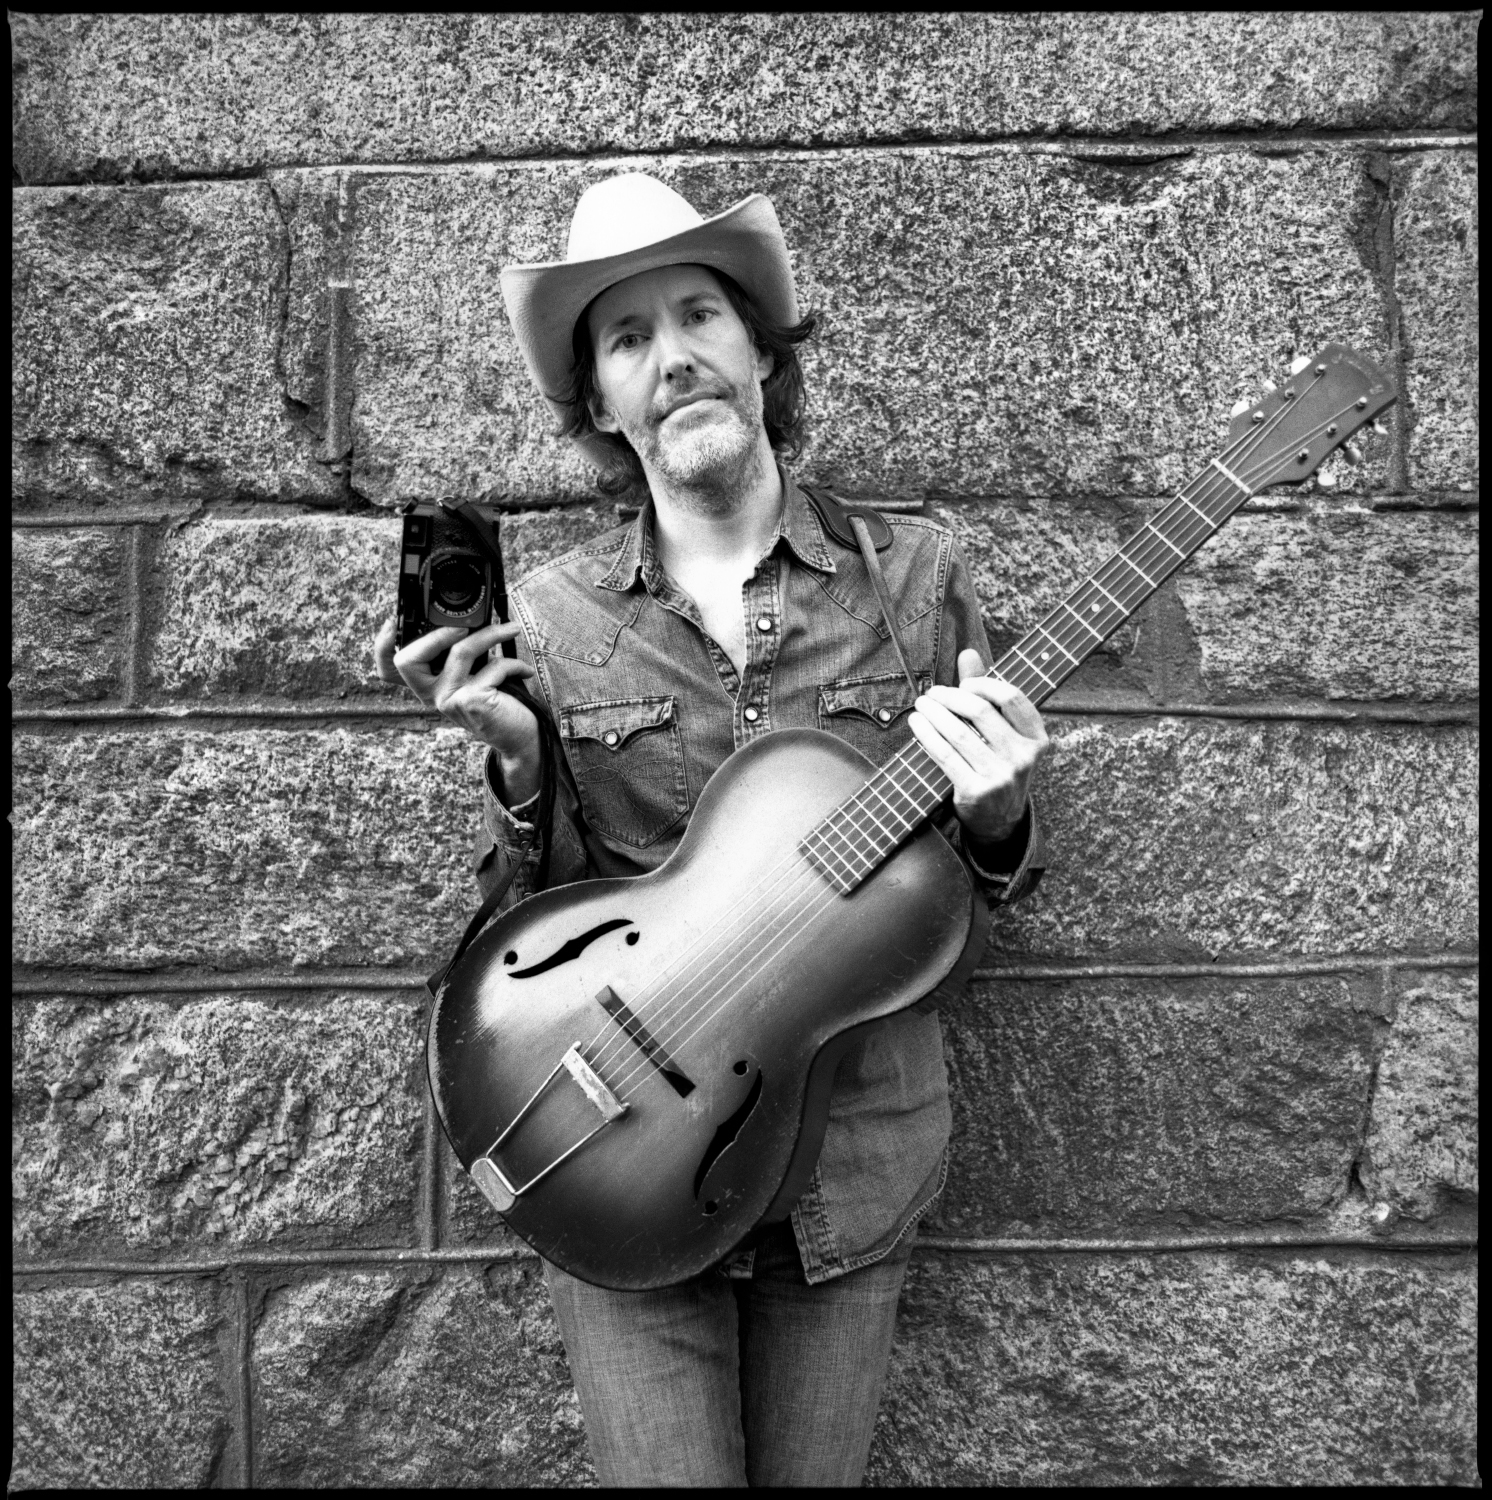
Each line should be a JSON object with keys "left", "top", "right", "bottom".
{"left": 754, "top": 345, "right": 775, "bottom": 385}
{"left": 588, "top": 391, "right": 622, "bottom": 435}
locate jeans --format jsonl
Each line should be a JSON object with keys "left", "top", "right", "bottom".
{"left": 543, "top": 1219, "right": 914, "bottom": 1487}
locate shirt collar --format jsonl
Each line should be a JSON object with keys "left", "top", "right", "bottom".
{"left": 596, "top": 463, "right": 837, "bottom": 594}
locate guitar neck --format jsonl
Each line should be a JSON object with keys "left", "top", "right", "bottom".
{"left": 989, "top": 452, "right": 1257, "bottom": 708}
{"left": 800, "top": 446, "right": 1259, "bottom": 895}
{"left": 797, "top": 342, "right": 1395, "bottom": 896}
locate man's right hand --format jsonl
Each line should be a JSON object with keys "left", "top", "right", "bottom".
{"left": 374, "top": 618, "right": 543, "bottom": 805}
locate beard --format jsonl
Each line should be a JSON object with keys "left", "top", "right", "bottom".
{"left": 627, "top": 375, "right": 769, "bottom": 511}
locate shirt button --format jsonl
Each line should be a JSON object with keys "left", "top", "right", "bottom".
{"left": 755, "top": 616, "right": 773, "bottom": 633}
{"left": 743, "top": 706, "right": 760, "bottom": 723}
{"left": 602, "top": 730, "right": 620, "bottom": 747}
{"left": 877, "top": 708, "right": 894, "bottom": 724}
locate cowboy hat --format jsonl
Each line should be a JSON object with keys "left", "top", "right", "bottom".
{"left": 500, "top": 173, "right": 799, "bottom": 465}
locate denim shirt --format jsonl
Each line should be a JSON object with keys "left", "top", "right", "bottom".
{"left": 473, "top": 466, "right": 1045, "bottom": 1284}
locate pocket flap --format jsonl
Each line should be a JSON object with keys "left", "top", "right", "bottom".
{"left": 818, "top": 674, "right": 927, "bottom": 728}
{"left": 561, "top": 695, "right": 676, "bottom": 752}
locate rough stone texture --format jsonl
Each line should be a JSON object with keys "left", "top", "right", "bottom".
{"left": 12, "top": 993, "right": 424, "bottom": 1257}
{"left": 11, "top": 1277, "right": 230, "bottom": 1488}
{"left": 11, "top": 14, "right": 1477, "bottom": 182}
{"left": 143, "top": 505, "right": 617, "bottom": 703}
{"left": 313, "top": 149, "right": 1390, "bottom": 507}
{"left": 252, "top": 1264, "right": 592, "bottom": 1487}
{"left": 988, "top": 717, "right": 1476, "bottom": 962}
{"left": 12, "top": 181, "right": 340, "bottom": 510}
{"left": 1174, "top": 505, "right": 1479, "bottom": 703}
{"left": 132, "top": 499, "right": 1478, "bottom": 710}
{"left": 12, "top": 726, "right": 487, "bottom": 971}
{"left": 12, "top": 526, "right": 130, "bottom": 705}
{"left": 868, "top": 1251, "right": 1478, "bottom": 1486}
{"left": 147, "top": 515, "right": 403, "bottom": 702}
{"left": 6, "top": 15, "right": 1479, "bottom": 1492}
{"left": 1359, "top": 968, "right": 1479, "bottom": 1221}
{"left": 933, "top": 974, "right": 1378, "bottom": 1236}
{"left": 1393, "top": 151, "right": 1480, "bottom": 492}
{"left": 13, "top": 719, "right": 1476, "bottom": 972}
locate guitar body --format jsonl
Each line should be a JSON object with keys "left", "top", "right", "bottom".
{"left": 428, "top": 728, "right": 988, "bottom": 1291}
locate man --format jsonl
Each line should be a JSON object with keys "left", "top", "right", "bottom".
{"left": 375, "top": 173, "right": 1048, "bottom": 1486}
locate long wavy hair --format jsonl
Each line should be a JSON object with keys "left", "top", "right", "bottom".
{"left": 554, "top": 267, "right": 819, "bottom": 499}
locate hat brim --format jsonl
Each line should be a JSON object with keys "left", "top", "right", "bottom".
{"left": 500, "top": 193, "right": 798, "bottom": 469}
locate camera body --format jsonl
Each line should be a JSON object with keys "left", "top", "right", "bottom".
{"left": 394, "top": 499, "right": 510, "bottom": 673}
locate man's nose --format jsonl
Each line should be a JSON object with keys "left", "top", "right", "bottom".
{"left": 653, "top": 326, "right": 697, "bottom": 380}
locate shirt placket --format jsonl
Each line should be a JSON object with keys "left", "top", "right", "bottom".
{"left": 736, "top": 554, "right": 782, "bottom": 743}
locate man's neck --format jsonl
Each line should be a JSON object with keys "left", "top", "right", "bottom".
{"left": 647, "top": 437, "right": 785, "bottom": 578}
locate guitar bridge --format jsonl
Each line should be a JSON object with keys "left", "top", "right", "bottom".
{"left": 469, "top": 1043, "right": 629, "bottom": 1214}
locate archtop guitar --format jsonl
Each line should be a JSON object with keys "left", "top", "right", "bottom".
{"left": 428, "top": 343, "right": 1396, "bottom": 1289}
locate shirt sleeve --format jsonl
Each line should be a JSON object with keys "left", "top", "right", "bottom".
{"left": 469, "top": 618, "right": 590, "bottom": 909}
{"left": 934, "top": 533, "right": 1049, "bottom": 908}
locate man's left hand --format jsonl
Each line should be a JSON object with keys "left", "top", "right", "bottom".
{"left": 908, "top": 648, "right": 1049, "bottom": 843}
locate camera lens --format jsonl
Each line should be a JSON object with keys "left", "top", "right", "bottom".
{"left": 430, "top": 555, "right": 484, "bottom": 613}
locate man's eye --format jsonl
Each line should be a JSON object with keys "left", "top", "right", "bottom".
{"left": 687, "top": 308, "right": 714, "bottom": 324}
{"left": 614, "top": 333, "right": 643, "bottom": 351}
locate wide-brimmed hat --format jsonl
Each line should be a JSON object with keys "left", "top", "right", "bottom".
{"left": 500, "top": 173, "right": 798, "bottom": 467}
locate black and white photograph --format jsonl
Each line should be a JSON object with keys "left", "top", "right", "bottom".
{"left": 12, "top": 12, "right": 1478, "bottom": 1488}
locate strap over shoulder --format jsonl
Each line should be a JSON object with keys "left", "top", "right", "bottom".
{"left": 799, "top": 483, "right": 919, "bottom": 699}
{"left": 798, "top": 482, "right": 893, "bottom": 552}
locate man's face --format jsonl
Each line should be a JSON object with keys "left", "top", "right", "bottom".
{"left": 585, "top": 264, "right": 773, "bottom": 494}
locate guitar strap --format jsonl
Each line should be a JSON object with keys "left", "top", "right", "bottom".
{"left": 798, "top": 484, "right": 921, "bottom": 699}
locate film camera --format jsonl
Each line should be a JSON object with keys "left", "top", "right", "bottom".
{"left": 394, "top": 499, "right": 514, "bottom": 675}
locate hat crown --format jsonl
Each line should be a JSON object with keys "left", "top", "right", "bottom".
{"left": 566, "top": 173, "right": 705, "bottom": 264}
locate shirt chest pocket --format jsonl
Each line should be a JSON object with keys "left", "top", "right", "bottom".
{"left": 560, "top": 695, "right": 691, "bottom": 849}
{"left": 817, "top": 672, "right": 928, "bottom": 768}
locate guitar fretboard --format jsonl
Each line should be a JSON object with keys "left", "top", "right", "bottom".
{"left": 800, "top": 451, "right": 1258, "bottom": 895}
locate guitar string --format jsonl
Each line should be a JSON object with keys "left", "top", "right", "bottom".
{"left": 615, "top": 390, "right": 1376, "bottom": 1096}
{"left": 581, "top": 384, "right": 1363, "bottom": 1095}
{"left": 585, "top": 384, "right": 1359, "bottom": 1094}
{"left": 591, "top": 385, "right": 1365, "bottom": 1097}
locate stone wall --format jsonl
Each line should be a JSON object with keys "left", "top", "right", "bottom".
{"left": 11, "top": 13, "right": 1478, "bottom": 1487}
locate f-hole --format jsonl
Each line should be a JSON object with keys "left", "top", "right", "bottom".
{"left": 693, "top": 1070, "right": 764, "bottom": 1199}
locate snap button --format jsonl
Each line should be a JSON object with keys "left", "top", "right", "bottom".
{"left": 756, "top": 616, "right": 773, "bottom": 633}
{"left": 602, "top": 730, "right": 620, "bottom": 747}
{"left": 743, "top": 706, "right": 760, "bottom": 723}
{"left": 877, "top": 708, "right": 894, "bottom": 724}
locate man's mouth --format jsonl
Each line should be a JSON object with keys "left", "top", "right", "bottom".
{"left": 658, "top": 392, "right": 723, "bottom": 422}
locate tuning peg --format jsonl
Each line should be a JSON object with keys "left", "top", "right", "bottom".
{"left": 1315, "top": 470, "right": 1339, "bottom": 491}
{"left": 1371, "top": 419, "right": 1389, "bottom": 437}
{"left": 1287, "top": 354, "right": 1312, "bottom": 376}
{"left": 1260, "top": 379, "right": 1278, "bottom": 395}
{"left": 1341, "top": 441, "right": 1364, "bottom": 466}
{"left": 1229, "top": 396, "right": 1254, "bottom": 418}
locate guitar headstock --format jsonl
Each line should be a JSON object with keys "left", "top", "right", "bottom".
{"left": 1224, "top": 343, "right": 1396, "bottom": 493}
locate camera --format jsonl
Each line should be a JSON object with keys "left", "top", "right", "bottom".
{"left": 394, "top": 499, "right": 512, "bottom": 674}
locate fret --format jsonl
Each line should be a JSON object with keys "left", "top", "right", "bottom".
{"left": 1003, "top": 641, "right": 1059, "bottom": 692}
{"left": 1028, "top": 629, "right": 1081, "bottom": 668}
{"left": 1209, "top": 456, "right": 1252, "bottom": 496}
{"left": 1149, "top": 523, "right": 1187, "bottom": 560}
{"left": 1112, "top": 551, "right": 1158, "bottom": 591}
{"left": 823, "top": 816, "right": 874, "bottom": 868}
{"left": 1173, "top": 492, "right": 1215, "bottom": 528}
{"left": 854, "top": 787, "right": 910, "bottom": 845}
{"left": 899, "top": 758, "right": 943, "bottom": 799}
{"left": 1087, "top": 576, "right": 1127, "bottom": 614}
{"left": 1059, "top": 599, "right": 1106, "bottom": 641}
